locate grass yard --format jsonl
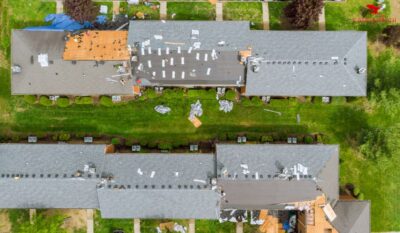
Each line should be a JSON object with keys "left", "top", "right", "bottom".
{"left": 325, "top": 0, "right": 391, "bottom": 40}
{"left": 268, "top": 2, "right": 288, "bottom": 30}
{"left": 223, "top": 2, "right": 263, "bottom": 30}
{"left": 94, "top": 2, "right": 114, "bottom": 20}
{"left": 121, "top": 2, "right": 161, "bottom": 20}
{"left": 1, "top": 0, "right": 400, "bottom": 231}
{"left": 167, "top": 2, "right": 215, "bottom": 20}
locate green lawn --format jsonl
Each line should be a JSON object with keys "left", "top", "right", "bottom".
{"left": 121, "top": 2, "right": 160, "bottom": 20}
{"left": 268, "top": 2, "right": 288, "bottom": 30}
{"left": 1, "top": 0, "right": 400, "bottom": 232}
{"left": 223, "top": 2, "right": 263, "bottom": 30}
{"left": 325, "top": 0, "right": 391, "bottom": 40}
{"left": 167, "top": 2, "right": 215, "bottom": 20}
{"left": 94, "top": 2, "right": 114, "bottom": 20}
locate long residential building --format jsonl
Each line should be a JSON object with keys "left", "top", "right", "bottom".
{"left": 0, "top": 143, "right": 370, "bottom": 232}
{"left": 11, "top": 21, "right": 367, "bottom": 97}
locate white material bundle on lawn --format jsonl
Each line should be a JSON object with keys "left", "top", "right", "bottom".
{"left": 219, "top": 100, "right": 233, "bottom": 113}
{"left": 154, "top": 105, "right": 171, "bottom": 114}
{"left": 189, "top": 100, "right": 203, "bottom": 118}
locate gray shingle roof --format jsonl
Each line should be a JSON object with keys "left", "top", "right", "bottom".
{"left": 11, "top": 30, "right": 133, "bottom": 96}
{"left": 128, "top": 21, "right": 366, "bottom": 96}
{"left": 0, "top": 143, "right": 345, "bottom": 221}
{"left": 332, "top": 200, "right": 371, "bottom": 233}
{"left": 216, "top": 144, "right": 339, "bottom": 209}
{"left": 98, "top": 189, "right": 220, "bottom": 219}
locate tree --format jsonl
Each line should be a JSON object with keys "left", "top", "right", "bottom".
{"left": 284, "top": 0, "right": 324, "bottom": 29}
{"left": 64, "top": 0, "right": 99, "bottom": 23}
{"left": 382, "top": 25, "right": 400, "bottom": 48}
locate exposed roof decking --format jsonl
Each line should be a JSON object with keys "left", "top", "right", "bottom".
{"left": 63, "top": 31, "right": 130, "bottom": 61}
{"left": 11, "top": 30, "right": 133, "bottom": 96}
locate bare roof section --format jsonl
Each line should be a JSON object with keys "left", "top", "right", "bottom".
{"left": 11, "top": 30, "right": 133, "bottom": 96}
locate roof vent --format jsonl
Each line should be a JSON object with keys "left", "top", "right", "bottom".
{"left": 357, "top": 67, "right": 366, "bottom": 74}
{"left": 252, "top": 64, "right": 260, "bottom": 73}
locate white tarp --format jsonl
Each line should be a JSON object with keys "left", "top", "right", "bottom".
{"left": 38, "top": 54, "right": 49, "bottom": 67}
{"left": 219, "top": 100, "right": 233, "bottom": 113}
{"left": 189, "top": 100, "right": 203, "bottom": 118}
{"left": 154, "top": 105, "right": 171, "bottom": 114}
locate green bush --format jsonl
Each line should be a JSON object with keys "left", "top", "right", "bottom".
{"left": 145, "top": 89, "right": 158, "bottom": 99}
{"left": 99, "top": 96, "right": 113, "bottom": 107}
{"left": 251, "top": 97, "right": 263, "bottom": 106}
{"left": 304, "top": 135, "right": 314, "bottom": 144}
{"left": 58, "top": 133, "right": 71, "bottom": 141}
{"left": 158, "top": 143, "right": 173, "bottom": 150}
{"left": 358, "top": 193, "right": 365, "bottom": 200}
{"left": 261, "top": 135, "right": 274, "bottom": 143}
{"left": 187, "top": 89, "right": 213, "bottom": 99}
{"left": 163, "top": 89, "right": 184, "bottom": 99}
{"left": 148, "top": 141, "right": 158, "bottom": 148}
{"left": 227, "top": 132, "right": 237, "bottom": 141}
{"left": 246, "top": 133, "right": 260, "bottom": 141}
{"left": 11, "top": 135, "right": 20, "bottom": 142}
{"left": 51, "top": 134, "right": 59, "bottom": 141}
{"left": 353, "top": 187, "right": 361, "bottom": 196}
{"left": 56, "top": 97, "right": 70, "bottom": 108}
{"left": 224, "top": 90, "right": 236, "bottom": 101}
{"left": 316, "top": 134, "right": 324, "bottom": 143}
{"left": 217, "top": 133, "right": 227, "bottom": 141}
{"left": 23, "top": 95, "right": 37, "bottom": 104}
{"left": 75, "top": 96, "right": 94, "bottom": 105}
{"left": 241, "top": 97, "right": 252, "bottom": 106}
{"left": 39, "top": 96, "right": 53, "bottom": 106}
{"left": 111, "top": 138, "right": 121, "bottom": 145}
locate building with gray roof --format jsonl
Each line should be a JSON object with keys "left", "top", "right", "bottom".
{"left": 128, "top": 21, "right": 367, "bottom": 96}
{"left": 332, "top": 200, "right": 371, "bottom": 233}
{"left": 215, "top": 144, "right": 339, "bottom": 209}
{"left": 0, "top": 143, "right": 369, "bottom": 231}
{"left": 11, "top": 30, "right": 133, "bottom": 96}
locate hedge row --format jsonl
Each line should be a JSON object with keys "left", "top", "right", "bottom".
{"left": 23, "top": 96, "right": 117, "bottom": 107}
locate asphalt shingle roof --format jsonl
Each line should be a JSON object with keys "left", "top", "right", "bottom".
{"left": 216, "top": 144, "right": 339, "bottom": 209}
{"left": 11, "top": 30, "right": 133, "bottom": 96}
{"left": 128, "top": 21, "right": 367, "bottom": 96}
{"left": 332, "top": 200, "right": 371, "bottom": 233}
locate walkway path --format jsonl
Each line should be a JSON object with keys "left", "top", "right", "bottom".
{"left": 113, "top": 0, "right": 120, "bottom": 16}
{"left": 56, "top": 0, "right": 63, "bottom": 13}
{"left": 160, "top": 1, "right": 167, "bottom": 20}
{"left": 390, "top": 0, "right": 400, "bottom": 23}
{"left": 86, "top": 209, "right": 94, "bottom": 233}
{"left": 262, "top": 1, "right": 270, "bottom": 30}
{"left": 318, "top": 6, "right": 326, "bottom": 31}
{"left": 216, "top": 2, "right": 223, "bottom": 21}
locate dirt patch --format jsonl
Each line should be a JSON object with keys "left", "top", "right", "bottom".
{"left": 368, "top": 41, "right": 387, "bottom": 56}
{"left": 0, "top": 211, "right": 12, "bottom": 233}
{"left": 43, "top": 209, "right": 86, "bottom": 233}
{"left": 390, "top": 0, "right": 400, "bottom": 23}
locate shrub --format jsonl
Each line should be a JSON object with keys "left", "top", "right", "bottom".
{"left": 251, "top": 97, "right": 263, "bottom": 106}
{"left": 304, "top": 135, "right": 314, "bottom": 144}
{"left": 99, "top": 96, "right": 113, "bottom": 107}
{"left": 23, "top": 95, "right": 37, "bottom": 104}
{"left": 284, "top": 0, "right": 323, "bottom": 29}
{"left": 65, "top": 0, "right": 99, "bottom": 22}
{"left": 51, "top": 134, "right": 59, "bottom": 141}
{"left": 358, "top": 193, "right": 365, "bottom": 200}
{"left": 246, "top": 133, "right": 260, "bottom": 141}
{"left": 241, "top": 97, "right": 252, "bottom": 107}
{"left": 148, "top": 141, "right": 157, "bottom": 148}
{"left": 227, "top": 132, "right": 237, "bottom": 141}
{"left": 158, "top": 143, "right": 173, "bottom": 150}
{"left": 261, "top": 135, "right": 274, "bottom": 143}
{"left": 39, "top": 96, "right": 53, "bottom": 106}
{"left": 144, "top": 89, "right": 158, "bottom": 99}
{"left": 11, "top": 135, "right": 20, "bottom": 142}
{"left": 75, "top": 96, "right": 93, "bottom": 105}
{"left": 353, "top": 187, "right": 361, "bottom": 196}
{"left": 111, "top": 138, "right": 121, "bottom": 145}
{"left": 382, "top": 25, "right": 400, "bottom": 48}
{"left": 163, "top": 89, "right": 184, "bottom": 99}
{"left": 224, "top": 90, "right": 236, "bottom": 101}
{"left": 56, "top": 97, "right": 70, "bottom": 108}
{"left": 217, "top": 133, "right": 227, "bottom": 141}
{"left": 58, "top": 133, "right": 71, "bottom": 141}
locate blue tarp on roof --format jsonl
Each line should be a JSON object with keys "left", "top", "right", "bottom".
{"left": 24, "top": 14, "right": 93, "bottom": 31}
